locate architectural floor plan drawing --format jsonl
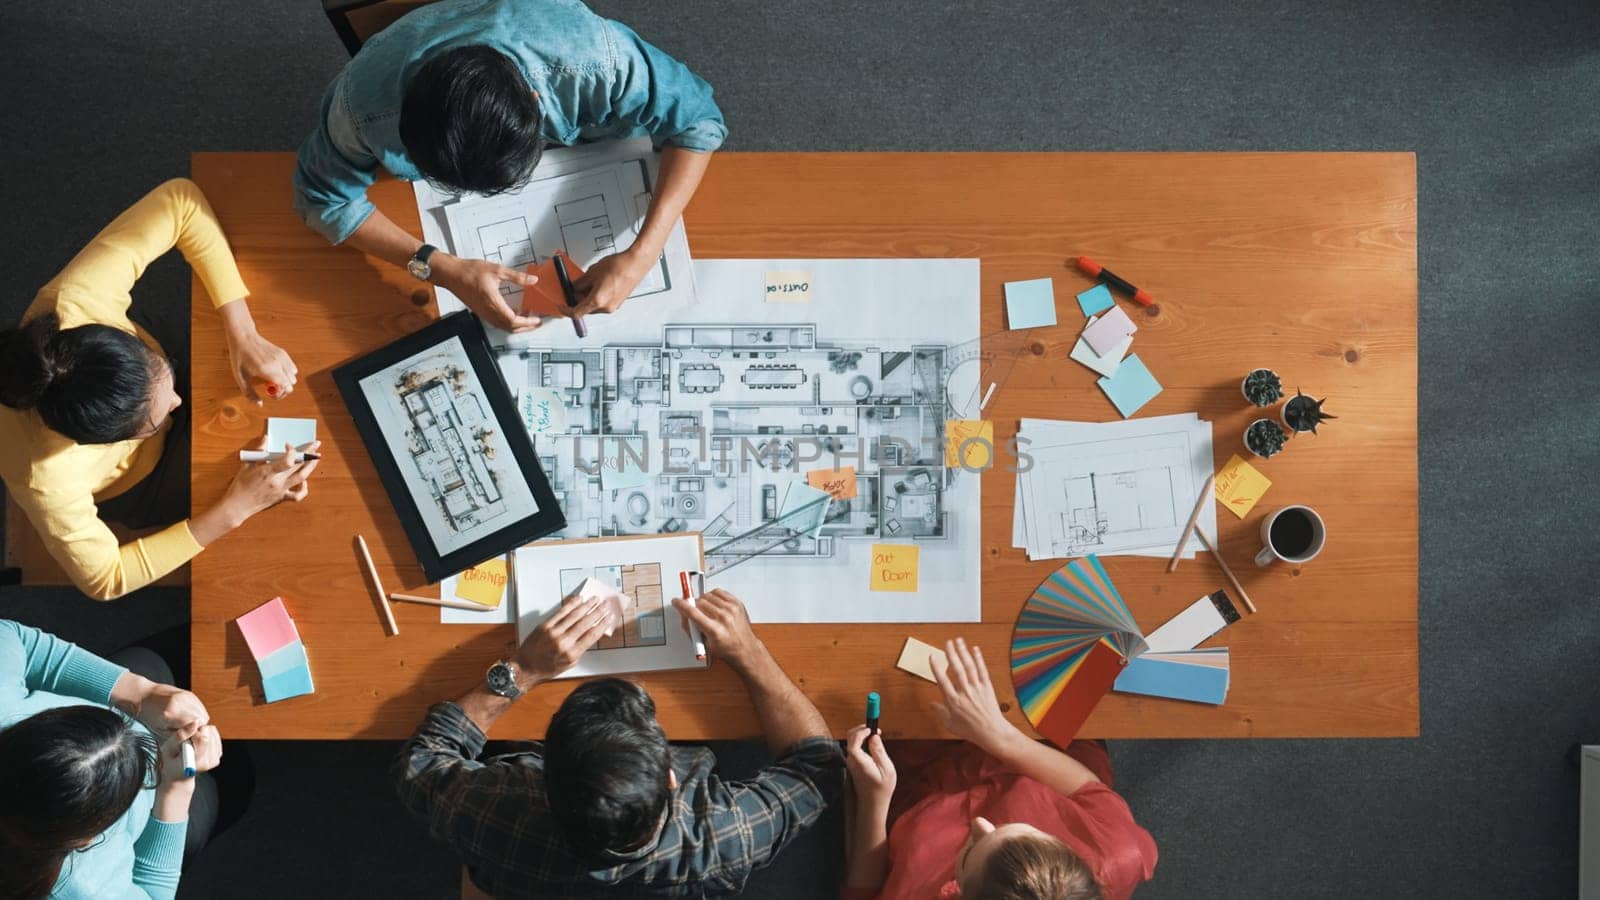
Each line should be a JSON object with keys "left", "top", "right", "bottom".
{"left": 558, "top": 563, "right": 667, "bottom": 649}
{"left": 496, "top": 258, "right": 982, "bottom": 624}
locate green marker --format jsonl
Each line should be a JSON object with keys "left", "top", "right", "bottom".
{"left": 866, "top": 691, "right": 881, "bottom": 738}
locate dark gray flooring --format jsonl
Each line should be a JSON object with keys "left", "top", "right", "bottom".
{"left": 1, "top": 2, "right": 1596, "bottom": 897}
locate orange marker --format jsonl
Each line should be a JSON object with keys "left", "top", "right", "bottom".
{"left": 1074, "top": 256, "right": 1156, "bottom": 307}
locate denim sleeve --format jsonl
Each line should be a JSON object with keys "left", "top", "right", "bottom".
{"left": 292, "top": 78, "right": 380, "bottom": 245}
{"left": 604, "top": 21, "right": 727, "bottom": 152}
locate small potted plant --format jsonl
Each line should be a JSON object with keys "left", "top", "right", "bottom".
{"left": 1241, "top": 368, "right": 1283, "bottom": 407}
{"left": 1244, "top": 418, "right": 1287, "bottom": 459}
{"left": 1282, "top": 390, "right": 1336, "bottom": 435}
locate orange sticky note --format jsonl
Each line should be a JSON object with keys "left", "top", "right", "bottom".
{"left": 944, "top": 420, "right": 994, "bottom": 469}
{"left": 519, "top": 253, "right": 587, "bottom": 318}
{"left": 1213, "top": 454, "right": 1272, "bottom": 519}
{"left": 806, "top": 466, "right": 858, "bottom": 500}
{"left": 454, "top": 559, "right": 508, "bottom": 608}
{"left": 870, "top": 544, "right": 919, "bottom": 592}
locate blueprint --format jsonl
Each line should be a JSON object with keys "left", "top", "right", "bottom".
{"left": 490, "top": 258, "right": 982, "bottom": 624}
{"left": 415, "top": 138, "right": 696, "bottom": 349}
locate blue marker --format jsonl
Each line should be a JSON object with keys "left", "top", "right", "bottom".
{"left": 866, "top": 692, "right": 881, "bottom": 738}
{"left": 180, "top": 741, "right": 197, "bottom": 779}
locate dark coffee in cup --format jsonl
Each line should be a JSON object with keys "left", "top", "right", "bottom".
{"left": 1269, "top": 508, "right": 1317, "bottom": 558}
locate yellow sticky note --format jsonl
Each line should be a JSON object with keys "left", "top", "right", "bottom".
{"left": 896, "top": 637, "right": 948, "bottom": 682}
{"left": 454, "top": 559, "right": 508, "bottom": 608}
{"left": 1214, "top": 454, "right": 1273, "bottom": 519}
{"left": 764, "top": 270, "right": 813, "bottom": 303}
{"left": 871, "top": 544, "right": 919, "bottom": 592}
{"left": 806, "top": 466, "right": 858, "bottom": 500}
{"left": 944, "top": 420, "right": 994, "bottom": 469}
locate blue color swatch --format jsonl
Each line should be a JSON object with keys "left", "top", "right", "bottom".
{"left": 1114, "top": 654, "right": 1228, "bottom": 704}
{"left": 1076, "top": 283, "right": 1115, "bottom": 317}
{"left": 1005, "top": 278, "right": 1057, "bottom": 329}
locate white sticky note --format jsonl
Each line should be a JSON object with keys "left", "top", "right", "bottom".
{"left": 1081, "top": 305, "right": 1137, "bottom": 355}
{"left": 765, "top": 270, "right": 813, "bottom": 303}
{"left": 518, "top": 387, "right": 568, "bottom": 435}
{"left": 1069, "top": 314, "right": 1133, "bottom": 377}
{"left": 265, "top": 417, "right": 317, "bottom": 450}
{"left": 896, "top": 636, "right": 948, "bottom": 682}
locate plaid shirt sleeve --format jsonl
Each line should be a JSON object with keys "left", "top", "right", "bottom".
{"left": 392, "top": 701, "right": 499, "bottom": 851}
{"left": 698, "top": 736, "right": 844, "bottom": 892}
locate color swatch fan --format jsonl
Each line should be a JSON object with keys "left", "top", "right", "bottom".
{"left": 1011, "top": 556, "right": 1147, "bottom": 745}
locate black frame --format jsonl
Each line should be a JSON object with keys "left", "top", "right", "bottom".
{"left": 334, "top": 312, "right": 565, "bottom": 582}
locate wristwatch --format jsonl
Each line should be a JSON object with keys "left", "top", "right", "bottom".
{"left": 407, "top": 244, "right": 437, "bottom": 281}
{"left": 485, "top": 659, "right": 525, "bottom": 700}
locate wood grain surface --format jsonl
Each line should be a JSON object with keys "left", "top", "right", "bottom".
{"left": 190, "top": 152, "right": 1417, "bottom": 740}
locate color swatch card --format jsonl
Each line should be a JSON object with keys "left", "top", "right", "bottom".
{"left": 1143, "top": 590, "right": 1241, "bottom": 653}
{"left": 1098, "top": 354, "right": 1163, "bottom": 418}
{"left": 1076, "top": 283, "right": 1115, "bottom": 317}
{"left": 1080, "top": 305, "right": 1136, "bottom": 355}
{"left": 265, "top": 418, "right": 317, "bottom": 451}
{"left": 1005, "top": 278, "right": 1057, "bottom": 329}
{"left": 1069, "top": 313, "right": 1133, "bottom": 378}
{"left": 1114, "top": 649, "right": 1230, "bottom": 705}
{"left": 1214, "top": 454, "right": 1272, "bottom": 518}
{"left": 235, "top": 597, "right": 314, "bottom": 704}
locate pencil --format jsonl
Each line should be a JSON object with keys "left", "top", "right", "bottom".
{"left": 356, "top": 535, "right": 399, "bottom": 636}
{"left": 1169, "top": 474, "right": 1216, "bottom": 573}
{"left": 1192, "top": 526, "right": 1258, "bottom": 614}
{"left": 389, "top": 592, "right": 492, "bottom": 612}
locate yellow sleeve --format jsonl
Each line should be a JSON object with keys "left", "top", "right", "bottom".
{"left": 14, "top": 484, "right": 203, "bottom": 601}
{"left": 46, "top": 178, "right": 249, "bottom": 316}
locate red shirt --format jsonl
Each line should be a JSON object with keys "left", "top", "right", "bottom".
{"left": 845, "top": 741, "right": 1157, "bottom": 900}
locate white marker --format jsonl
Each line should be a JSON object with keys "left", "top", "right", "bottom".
{"left": 978, "top": 382, "right": 997, "bottom": 411}
{"left": 239, "top": 449, "right": 320, "bottom": 463}
{"left": 180, "top": 740, "right": 196, "bottom": 779}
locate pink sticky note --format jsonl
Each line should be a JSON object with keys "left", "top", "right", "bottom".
{"left": 1081, "top": 305, "right": 1137, "bottom": 356}
{"left": 570, "top": 578, "right": 626, "bottom": 636}
{"left": 236, "top": 597, "right": 301, "bottom": 661}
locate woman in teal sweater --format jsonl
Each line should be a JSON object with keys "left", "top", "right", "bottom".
{"left": 0, "top": 620, "right": 221, "bottom": 899}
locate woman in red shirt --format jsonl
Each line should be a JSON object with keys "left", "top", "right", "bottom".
{"left": 842, "top": 638, "right": 1158, "bottom": 899}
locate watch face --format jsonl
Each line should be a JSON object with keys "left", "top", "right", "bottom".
{"left": 487, "top": 663, "right": 515, "bottom": 696}
{"left": 408, "top": 258, "right": 431, "bottom": 280}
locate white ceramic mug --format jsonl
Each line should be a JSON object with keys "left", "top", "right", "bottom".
{"left": 1255, "top": 505, "right": 1326, "bottom": 567}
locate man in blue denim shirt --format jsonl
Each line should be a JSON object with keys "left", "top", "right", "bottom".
{"left": 294, "top": 0, "right": 726, "bottom": 333}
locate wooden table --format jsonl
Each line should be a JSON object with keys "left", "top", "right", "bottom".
{"left": 191, "top": 152, "right": 1417, "bottom": 740}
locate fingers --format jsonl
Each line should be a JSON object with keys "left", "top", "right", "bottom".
{"left": 498, "top": 266, "right": 536, "bottom": 288}
{"left": 954, "top": 638, "right": 980, "bottom": 685}
{"left": 569, "top": 609, "right": 616, "bottom": 653}
{"left": 191, "top": 725, "right": 223, "bottom": 772}
{"left": 272, "top": 443, "right": 298, "bottom": 474}
{"left": 943, "top": 640, "right": 971, "bottom": 694}
{"left": 971, "top": 644, "right": 992, "bottom": 689}
{"left": 234, "top": 367, "right": 261, "bottom": 406}
{"left": 867, "top": 734, "right": 894, "bottom": 774}
{"left": 547, "top": 597, "right": 602, "bottom": 636}
{"left": 845, "top": 724, "right": 869, "bottom": 754}
{"left": 672, "top": 596, "right": 712, "bottom": 631}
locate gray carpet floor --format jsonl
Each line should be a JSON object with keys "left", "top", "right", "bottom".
{"left": 1, "top": 1, "right": 1596, "bottom": 897}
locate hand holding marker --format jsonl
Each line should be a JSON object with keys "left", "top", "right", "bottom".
{"left": 678, "top": 571, "right": 708, "bottom": 660}
{"left": 866, "top": 691, "right": 881, "bottom": 738}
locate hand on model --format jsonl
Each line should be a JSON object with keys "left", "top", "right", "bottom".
{"left": 672, "top": 589, "right": 767, "bottom": 672}
{"left": 221, "top": 440, "right": 322, "bottom": 522}
{"left": 515, "top": 594, "right": 617, "bottom": 685}
{"left": 931, "top": 638, "right": 1018, "bottom": 754}
{"left": 573, "top": 248, "right": 652, "bottom": 316}
{"left": 844, "top": 725, "right": 897, "bottom": 812}
{"left": 433, "top": 254, "right": 543, "bottom": 333}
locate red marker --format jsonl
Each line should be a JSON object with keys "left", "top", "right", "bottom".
{"left": 1074, "top": 257, "right": 1156, "bottom": 307}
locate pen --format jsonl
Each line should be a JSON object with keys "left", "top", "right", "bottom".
{"left": 180, "top": 740, "right": 196, "bottom": 779}
{"left": 239, "top": 450, "right": 321, "bottom": 463}
{"left": 866, "top": 691, "right": 881, "bottom": 738}
{"left": 678, "top": 570, "right": 707, "bottom": 661}
{"left": 553, "top": 253, "right": 587, "bottom": 338}
{"left": 1074, "top": 256, "right": 1156, "bottom": 307}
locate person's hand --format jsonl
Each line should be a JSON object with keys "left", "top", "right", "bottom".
{"left": 671, "top": 589, "right": 766, "bottom": 672}
{"left": 134, "top": 684, "right": 209, "bottom": 742}
{"left": 844, "top": 725, "right": 897, "bottom": 812}
{"left": 226, "top": 327, "right": 298, "bottom": 404}
{"left": 157, "top": 725, "right": 222, "bottom": 787}
{"left": 930, "top": 638, "right": 1017, "bottom": 754}
{"left": 573, "top": 249, "right": 652, "bottom": 316}
{"left": 219, "top": 440, "right": 322, "bottom": 524}
{"left": 515, "top": 594, "right": 616, "bottom": 685}
{"left": 433, "top": 253, "right": 542, "bottom": 333}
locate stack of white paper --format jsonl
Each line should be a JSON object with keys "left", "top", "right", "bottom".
{"left": 1012, "top": 414, "right": 1215, "bottom": 560}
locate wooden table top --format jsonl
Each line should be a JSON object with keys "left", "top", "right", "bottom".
{"left": 190, "top": 151, "right": 1417, "bottom": 741}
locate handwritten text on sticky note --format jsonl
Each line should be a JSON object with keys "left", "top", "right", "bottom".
{"left": 944, "top": 420, "right": 994, "bottom": 469}
{"left": 519, "top": 387, "right": 567, "bottom": 435}
{"left": 1214, "top": 454, "right": 1273, "bottom": 519}
{"left": 806, "top": 466, "right": 858, "bottom": 500}
{"left": 765, "top": 270, "right": 813, "bottom": 303}
{"left": 454, "top": 559, "right": 508, "bottom": 608}
{"left": 871, "top": 544, "right": 920, "bottom": 592}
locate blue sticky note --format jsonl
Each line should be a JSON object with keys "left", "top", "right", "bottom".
{"left": 257, "top": 640, "right": 307, "bottom": 680}
{"left": 1076, "top": 283, "right": 1115, "bottom": 317}
{"left": 1114, "top": 655, "right": 1228, "bottom": 704}
{"left": 601, "top": 437, "right": 652, "bottom": 491}
{"left": 1004, "top": 278, "right": 1057, "bottom": 330}
{"left": 261, "top": 664, "right": 315, "bottom": 704}
{"left": 1097, "top": 354, "right": 1162, "bottom": 418}
{"left": 265, "top": 417, "right": 317, "bottom": 451}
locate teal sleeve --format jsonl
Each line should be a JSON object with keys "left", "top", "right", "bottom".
{"left": 129, "top": 816, "right": 187, "bottom": 900}
{"left": 0, "top": 619, "right": 126, "bottom": 704}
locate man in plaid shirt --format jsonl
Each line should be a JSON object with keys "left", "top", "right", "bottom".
{"left": 393, "top": 588, "right": 843, "bottom": 897}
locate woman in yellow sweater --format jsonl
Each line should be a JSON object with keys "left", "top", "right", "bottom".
{"left": 0, "top": 179, "right": 321, "bottom": 600}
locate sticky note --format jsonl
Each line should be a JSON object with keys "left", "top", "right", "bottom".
{"left": 1081, "top": 305, "right": 1137, "bottom": 356}
{"left": 806, "top": 466, "right": 858, "bottom": 500}
{"left": 1076, "top": 283, "right": 1115, "bottom": 317}
{"left": 519, "top": 387, "right": 568, "bottom": 435}
{"left": 765, "top": 270, "right": 813, "bottom": 303}
{"left": 454, "top": 559, "right": 508, "bottom": 608}
{"left": 781, "top": 482, "right": 833, "bottom": 538}
{"left": 1214, "top": 454, "right": 1272, "bottom": 519}
{"left": 602, "top": 437, "right": 651, "bottom": 491}
{"left": 261, "top": 662, "right": 315, "bottom": 704}
{"left": 569, "top": 577, "right": 625, "bottom": 636}
{"left": 256, "top": 640, "right": 308, "bottom": 680}
{"left": 1004, "top": 278, "right": 1057, "bottom": 329}
{"left": 236, "top": 597, "right": 299, "bottom": 661}
{"left": 1097, "top": 354, "right": 1162, "bottom": 418}
{"left": 1068, "top": 314, "right": 1133, "bottom": 378}
{"left": 896, "top": 636, "right": 948, "bottom": 682}
{"left": 265, "top": 418, "right": 317, "bottom": 451}
{"left": 871, "top": 544, "right": 919, "bottom": 592}
{"left": 520, "top": 254, "right": 587, "bottom": 317}
{"left": 944, "top": 420, "right": 994, "bottom": 469}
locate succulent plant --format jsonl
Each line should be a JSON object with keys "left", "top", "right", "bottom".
{"left": 1282, "top": 390, "right": 1336, "bottom": 434}
{"left": 1241, "top": 369, "right": 1283, "bottom": 407}
{"left": 1245, "top": 418, "right": 1287, "bottom": 459}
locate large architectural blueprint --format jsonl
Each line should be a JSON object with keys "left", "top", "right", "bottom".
{"left": 487, "top": 258, "right": 982, "bottom": 624}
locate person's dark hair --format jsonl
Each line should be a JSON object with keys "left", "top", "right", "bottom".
{"left": 399, "top": 45, "right": 545, "bottom": 194}
{"left": 0, "top": 706, "right": 159, "bottom": 900}
{"left": 963, "top": 831, "right": 1102, "bottom": 900}
{"left": 543, "top": 678, "right": 672, "bottom": 861}
{"left": 0, "top": 314, "right": 159, "bottom": 444}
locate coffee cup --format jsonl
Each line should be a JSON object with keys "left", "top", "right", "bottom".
{"left": 1254, "top": 505, "right": 1326, "bottom": 567}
